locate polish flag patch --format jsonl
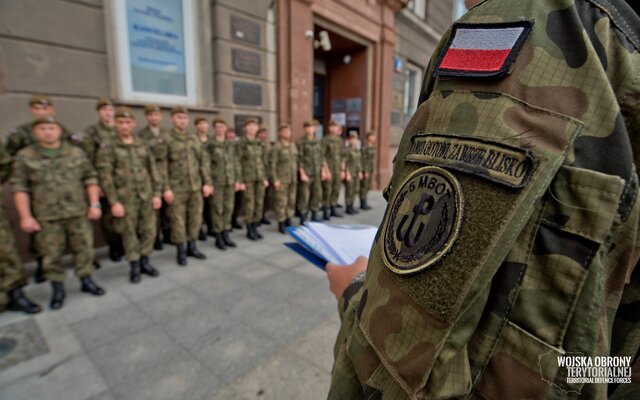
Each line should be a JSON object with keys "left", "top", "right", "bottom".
{"left": 434, "top": 21, "right": 533, "bottom": 78}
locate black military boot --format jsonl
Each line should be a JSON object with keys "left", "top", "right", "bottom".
{"left": 187, "top": 240, "right": 207, "bottom": 259}
{"left": 346, "top": 204, "right": 358, "bottom": 215}
{"left": 260, "top": 216, "right": 271, "bottom": 225}
{"left": 284, "top": 218, "right": 292, "bottom": 227}
{"left": 93, "top": 259, "right": 101, "bottom": 270}
{"left": 7, "top": 287, "right": 41, "bottom": 314}
{"left": 80, "top": 276, "right": 105, "bottom": 296}
{"left": 311, "top": 210, "right": 322, "bottom": 222}
{"left": 323, "top": 207, "right": 331, "bottom": 220}
{"left": 153, "top": 234, "right": 163, "bottom": 250}
{"left": 223, "top": 231, "right": 237, "bottom": 247}
{"left": 50, "top": 282, "right": 65, "bottom": 310}
{"left": 177, "top": 243, "right": 188, "bottom": 266}
{"left": 360, "top": 198, "right": 371, "bottom": 210}
{"left": 198, "top": 226, "right": 208, "bottom": 241}
{"left": 232, "top": 217, "right": 243, "bottom": 230}
{"left": 215, "top": 232, "right": 227, "bottom": 250}
{"left": 108, "top": 240, "right": 123, "bottom": 262}
{"left": 140, "top": 256, "right": 159, "bottom": 277}
{"left": 247, "top": 224, "right": 258, "bottom": 241}
{"left": 34, "top": 257, "right": 46, "bottom": 283}
{"left": 253, "top": 223, "right": 264, "bottom": 239}
{"left": 278, "top": 222, "right": 286, "bottom": 234}
{"left": 299, "top": 212, "right": 308, "bottom": 225}
{"left": 331, "top": 206, "right": 343, "bottom": 218}
{"left": 129, "top": 261, "right": 141, "bottom": 284}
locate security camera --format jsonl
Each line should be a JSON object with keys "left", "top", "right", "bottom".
{"left": 304, "top": 30, "right": 314, "bottom": 39}
{"left": 318, "top": 30, "right": 332, "bottom": 51}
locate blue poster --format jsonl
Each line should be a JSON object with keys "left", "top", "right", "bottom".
{"left": 126, "top": 0, "right": 187, "bottom": 95}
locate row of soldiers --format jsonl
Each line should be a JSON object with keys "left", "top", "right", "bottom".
{"left": 0, "top": 95, "right": 376, "bottom": 313}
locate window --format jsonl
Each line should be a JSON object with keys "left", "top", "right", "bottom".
{"left": 453, "top": 0, "right": 468, "bottom": 20}
{"left": 112, "top": 0, "right": 197, "bottom": 105}
{"left": 403, "top": 63, "right": 423, "bottom": 127}
{"left": 407, "top": 0, "right": 427, "bottom": 19}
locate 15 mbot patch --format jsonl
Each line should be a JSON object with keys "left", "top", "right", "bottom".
{"left": 383, "top": 166, "right": 464, "bottom": 275}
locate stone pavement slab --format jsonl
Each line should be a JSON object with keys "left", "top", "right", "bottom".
{"left": 0, "top": 191, "right": 386, "bottom": 400}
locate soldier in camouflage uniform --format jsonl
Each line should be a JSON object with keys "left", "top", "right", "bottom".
{"left": 6, "top": 95, "right": 80, "bottom": 284}
{"left": 161, "top": 106, "right": 213, "bottom": 266}
{"left": 0, "top": 140, "right": 41, "bottom": 314}
{"left": 359, "top": 131, "right": 376, "bottom": 210}
{"left": 227, "top": 128, "right": 244, "bottom": 230}
{"left": 258, "top": 126, "right": 273, "bottom": 226}
{"left": 137, "top": 104, "right": 169, "bottom": 250}
{"left": 207, "top": 118, "right": 241, "bottom": 250}
{"left": 11, "top": 117, "right": 105, "bottom": 310}
{"left": 327, "top": 0, "right": 640, "bottom": 398}
{"left": 80, "top": 97, "right": 123, "bottom": 263}
{"left": 343, "top": 132, "right": 363, "bottom": 215}
{"left": 238, "top": 118, "right": 269, "bottom": 240}
{"left": 270, "top": 124, "right": 298, "bottom": 233}
{"left": 322, "top": 120, "right": 346, "bottom": 219}
{"left": 297, "top": 120, "right": 325, "bottom": 224}
{"left": 195, "top": 117, "right": 212, "bottom": 241}
{"left": 96, "top": 107, "right": 162, "bottom": 284}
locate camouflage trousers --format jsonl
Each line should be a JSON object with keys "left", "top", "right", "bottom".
{"left": 297, "top": 175, "right": 322, "bottom": 213}
{"left": 323, "top": 169, "right": 342, "bottom": 207}
{"left": 114, "top": 198, "right": 156, "bottom": 262}
{"left": 167, "top": 190, "right": 203, "bottom": 243}
{"left": 345, "top": 177, "right": 361, "bottom": 205}
{"left": 0, "top": 206, "right": 26, "bottom": 293}
{"left": 360, "top": 172, "right": 372, "bottom": 202}
{"left": 35, "top": 216, "right": 94, "bottom": 283}
{"left": 274, "top": 182, "right": 296, "bottom": 222}
{"left": 210, "top": 183, "right": 234, "bottom": 233}
{"left": 243, "top": 180, "right": 265, "bottom": 224}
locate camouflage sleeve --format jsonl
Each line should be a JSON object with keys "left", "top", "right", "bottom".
{"left": 233, "top": 145, "right": 243, "bottom": 184}
{"left": 9, "top": 153, "right": 30, "bottom": 193}
{"left": 95, "top": 145, "right": 119, "bottom": 204}
{"left": 160, "top": 137, "right": 170, "bottom": 192}
{"left": 0, "top": 142, "right": 11, "bottom": 184}
{"left": 239, "top": 144, "right": 250, "bottom": 183}
{"left": 199, "top": 144, "right": 212, "bottom": 187}
{"left": 80, "top": 150, "right": 99, "bottom": 187}
{"left": 147, "top": 150, "right": 162, "bottom": 198}
{"left": 5, "top": 130, "right": 23, "bottom": 157}
{"left": 79, "top": 126, "right": 97, "bottom": 163}
{"left": 269, "top": 145, "right": 278, "bottom": 182}
{"left": 356, "top": 151, "right": 362, "bottom": 173}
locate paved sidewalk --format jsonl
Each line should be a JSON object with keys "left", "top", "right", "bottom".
{"left": 0, "top": 192, "right": 385, "bottom": 400}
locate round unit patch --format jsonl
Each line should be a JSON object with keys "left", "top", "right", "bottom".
{"left": 383, "top": 166, "right": 464, "bottom": 275}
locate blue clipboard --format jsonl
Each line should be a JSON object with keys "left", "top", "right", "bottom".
{"left": 284, "top": 242, "right": 327, "bottom": 270}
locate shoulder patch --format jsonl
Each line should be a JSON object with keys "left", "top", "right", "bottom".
{"left": 434, "top": 21, "right": 533, "bottom": 78}
{"left": 405, "top": 133, "right": 536, "bottom": 188}
{"left": 383, "top": 166, "right": 464, "bottom": 275}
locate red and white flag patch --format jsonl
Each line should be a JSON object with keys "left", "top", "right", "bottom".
{"left": 434, "top": 21, "right": 533, "bottom": 78}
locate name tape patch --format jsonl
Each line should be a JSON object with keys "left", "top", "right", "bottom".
{"left": 434, "top": 21, "right": 533, "bottom": 78}
{"left": 405, "top": 134, "right": 535, "bottom": 188}
{"left": 383, "top": 166, "right": 464, "bottom": 275}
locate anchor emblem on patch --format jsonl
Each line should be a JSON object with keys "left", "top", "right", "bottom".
{"left": 383, "top": 166, "right": 464, "bottom": 275}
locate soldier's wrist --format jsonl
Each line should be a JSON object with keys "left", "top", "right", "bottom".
{"left": 90, "top": 202, "right": 102, "bottom": 209}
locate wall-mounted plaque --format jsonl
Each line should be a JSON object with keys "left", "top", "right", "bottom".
{"left": 233, "top": 81, "right": 262, "bottom": 106}
{"left": 230, "top": 15, "right": 261, "bottom": 46}
{"left": 232, "top": 48, "right": 261, "bottom": 75}
{"left": 234, "top": 115, "right": 264, "bottom": 132}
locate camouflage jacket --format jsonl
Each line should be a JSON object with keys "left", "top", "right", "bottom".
{"left": 95, "top": 137, "right": 162, "bottom": 205}
{"left": 238, "top": 138, "right": 267, "bottom": 182}
{"left": 6, "top": 121, "right": 79, "bottom": 156}
{"left": 207, "top": 138, "right": 241, "bottom": 186}
{"left": 330, "top": 1, "right": 640, "bottom": 399}
{"left": 10, "top": 143, "right": 98, "bottom": 222}
{"left": 0, "top": 141, "right": 11, "bottom": 201}
{"left": 136, "top": 125, "right": 168, "bottom": 183}
{"left": 344, "top": 146, "right": 362, "bottom": 176}
{"left": 323, "top": 135, "right": 344, "bottom": 172}
{"left": 361, "top": 143, "right": 376, "bottom": 174}
{"left": 162, "top": 129, "right": 212, "bottom": 193}
{"left": 269, "top": 141, "right": 298, "bottom": 184}
{"left": 298, "top": 136, "right": 323, "bottom": 177}
{"left": 81, "top": 121, "right": 116, "bottom": 165}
